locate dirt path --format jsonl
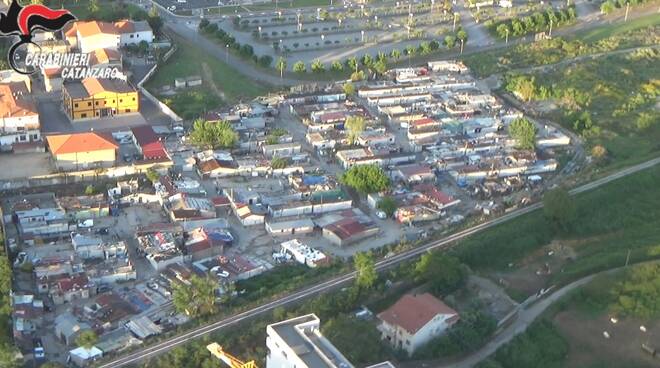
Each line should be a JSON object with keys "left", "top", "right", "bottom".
{"left": 201, "top": 62, "right": 227, "bottom": 101}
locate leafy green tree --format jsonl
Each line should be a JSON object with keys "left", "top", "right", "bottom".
{"left": 76, "top": 330, "right": 98, "bottom": 349}
{"left": 340, "top": 164, "right": 390, "bottom": 194}
{"left": 377, "top": 197, "right": 397, "bottom": 217}
{"left": 611, "top": 263, "right": 660, "bottom": 319}
{"left": 601, "top": 0, "right": 616, "bottom": 14}
{"left": 509, "top": 118, "right": 537, "bottom": 149}
{"left": 189, "top": 119, "right": 238, "bottom": 150}
{"left": 0, "top": 343, "right": 21, "bottom": 368}
{"left": 331, "top": 60, "right": 344, "bottom": 72}
{"left": 572, "top": 111, "right": 594, "bottom": 136}
{"left": 345, "top": 116, "right": 365, "bottom": 145}
{"left": 444, "top": 35, "right": 456, "bottom": 48}
{"left": 543, "top": 187, "right": 576, "bottom": 233}
{"left": 456, "top": 29, "right": 468, "bottom": 43}
{"left": 591, "top": 144, "right": 608, "bottom": 162}
{"left": 492, "top": 320, "right": 568, "bottom": 368}
{"left": 372, "top": 59, "right": 387, "bottom": 75}
{"left": 414, "top": 252, "right": 466, "bottom": 295}
{"left": 505, "top": 74, "right": 537, "bottom": 102}
{"left": 496, "top": 24, "right": 510, "bottom": 39}
{"left": 147, "top": 6, "right": 164, "bottom": 35}
{"left": 172, "top": 275, "right": 218, "bottom": 317}
{"left": 361, "top": 54, "right": 374, "bottom": 67}
{"left": 350, "top": 70, "right": 365, "bottom": 81}
{"left": 271, "top": 157, "right": 288, "bottom": 169}
{"left": 84, "top": 185, "right": 96, "bottom": 195}
{"left": 405, "top": 44, "right": 417, "bottom": 57}
{"left": 322, "top": 316, "right": 388, "bottom": 365}
{"left": 0, "top": 256, "right": 11, "bottom": 316}
{"left": 88, "top": 0, "right": 100, "bottom": 14}
{"left": 345, "top": 57, "right": 358, "bottom": 72}
{"left": 343, "top": 82, "right": 355, "bottom": 96}
{"left": 292, "top": 60, "right": 306, "bottom": 73}
{"left": 311, "top": 59, "right": 325, "bottom": 73}
{"left": 419, "top": 41, "right": 432, "bottom": 55}
{"left": 146, "top": 168, "right": 160, "bottom": 184}
{"left": 354, "top": 252, "right": 377, "bottom": 290}
{"left": 511, "top": 19, "right": 524, "bottom": 35}
{"left": 258, "top": 55, "right": 273, "bottom": 67}
{"left": 390, "top": 49, "right": 401, "bottom": 60}
{"left": 415, "top": 310, "right": 496, "bottom": 359}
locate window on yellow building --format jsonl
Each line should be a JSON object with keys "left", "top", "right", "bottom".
{"left": 125, "top": 109, "right": 131, "bottom": 113}
{"left": 74, "top": 103, "right": 78, "bottom": 108}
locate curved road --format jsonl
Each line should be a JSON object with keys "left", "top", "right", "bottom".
{"left": 97, "top": 155, "right": 660, "bottom": 368}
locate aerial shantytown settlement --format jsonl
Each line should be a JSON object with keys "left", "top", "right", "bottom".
{"left": 0, "top": 0, "right": 658, "bottom": 367}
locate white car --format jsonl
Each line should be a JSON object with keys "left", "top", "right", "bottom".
{"left": 216, "top": 270, "right": 230, "bottom": 278}
{"left": 13, "top": 252, "right": 27, "bottom": 267}
{"left": 78, "top": 219, "right": 94, "bottom": 228}
{"left": 376, "top": 211, "right": 387, "bottom": 219}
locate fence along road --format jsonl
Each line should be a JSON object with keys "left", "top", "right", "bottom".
{"left": 98, "top": 155, "right": 660, "bottom": 368}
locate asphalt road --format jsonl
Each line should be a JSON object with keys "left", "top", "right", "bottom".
{"left": 97, "top": 155, "right": 660, "bottom": 368}
{"left": 143, "top": 0, "right": 655, "bottom": 87}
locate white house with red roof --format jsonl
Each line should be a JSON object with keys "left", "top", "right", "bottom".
{"left": 377, "top": 293, "right": 459, "bottom": 355}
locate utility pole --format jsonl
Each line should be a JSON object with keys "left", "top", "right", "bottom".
{"left": 460, "top": 38, "right": 464, "bottom": 54}
{"left": 505, "top": 28, "right": 509, "bottom": 44}
{"left": 624, "top": 2, "right": 630, "bottom": 22}
{"left": 453, "top": 12, "right": 458, "bottom": 31}
{"left": 225, "top": 44, "right": 229, "bottom": 63}
{"left": 548, "top": 18, "right": 553, "bottom": 37}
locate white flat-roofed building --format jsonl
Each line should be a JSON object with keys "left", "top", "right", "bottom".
{"left": 266, "top": 314, "right": 354, "bottom": 368}
{"left": 279, "top": 239, "right": 328, "bottom": 268}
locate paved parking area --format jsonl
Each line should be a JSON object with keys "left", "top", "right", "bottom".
{"left": 0, "top": 152, "right": 53, "bottom": 180}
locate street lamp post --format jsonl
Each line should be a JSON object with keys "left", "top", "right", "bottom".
{"left": 361, "top": 29, "right": 365, "bottom": 42}
{"left": 624, "top": 2, "right": 630, "bottom": 22}
{"left": 548, "top": 18, "right": 553, "bottom": 37}
{"left": 453, "top": 12, "right": 458, "bottom": 31}
{"left": 225, "top": 44, "right": 229, "bottom": 62}
{"left": 505, "top": 28, "right": 509, "bottom": 44}
{"left": 460, "top": 38, "right": 464, "bottom": 54}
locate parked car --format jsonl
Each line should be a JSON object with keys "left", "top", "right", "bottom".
{"left": 33, "top": 338, "right": 44, "bottom": 360}
{"left": 78, "top": 219, "right": 94, "bottom": 228}
{"left": 13, "top": 252, "right": 27, "bottom": 267}
{"left": 376, "top": 211, "right": 387, "bottom": 219}
{"left": 97, "top": 284, "right": 112, "bottom": 294}
{"left": 95, "top": 228, "right": 109, "bottom": 235}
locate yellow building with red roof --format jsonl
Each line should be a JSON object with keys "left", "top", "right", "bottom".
{"left": 45, "top": 132, "right": 118, "bottom": 170}
{"left": 62, "top": 78, "right": 139, "bottom": 120}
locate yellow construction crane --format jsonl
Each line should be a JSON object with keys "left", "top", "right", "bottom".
{"left": 206, "top": 343, "right": 258, "bottom": 368}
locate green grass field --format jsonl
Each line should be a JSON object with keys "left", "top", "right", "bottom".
{"left": 145, "top": 37, "right": 271, "bottom": 119}
{"left": 504, "top": 49, "right": 660, "bottom": 170}
{"left": 58, "top": 0, "right": 148, "bottom": 21}
{"left": 462, "top": 14, "right": 660, "bottom": 77}
{"left": 454, "top": 164, "right": 660, "bottom": 284}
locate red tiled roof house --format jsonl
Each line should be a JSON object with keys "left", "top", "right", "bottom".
{"left": 45, "top": 132, "right": 118, "bottom": 170}
{"left": 377, "top": 293, "right": 460, "bottom": 355}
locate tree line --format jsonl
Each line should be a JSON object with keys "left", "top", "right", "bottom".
{"left": 199, "top": 19, "right": 274, "bottom": 68}
{"left": 488, "top": 6, "right": 577, "bottom": 39}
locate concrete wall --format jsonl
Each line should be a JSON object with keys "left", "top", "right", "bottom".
{"left": 137, "top": 44, "right": 183, "bottom": 123}
{"left": 0, "top": 160, "right": 173, "bottom": 191}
